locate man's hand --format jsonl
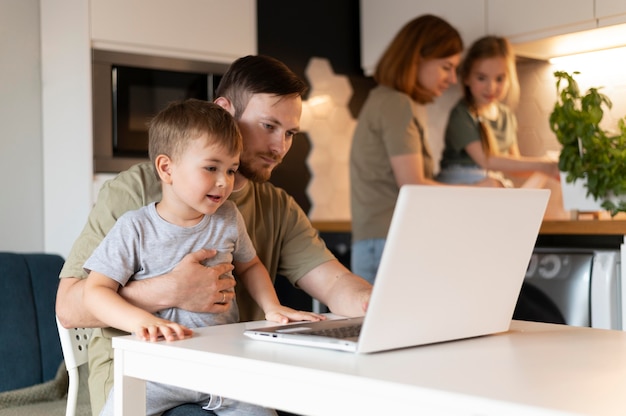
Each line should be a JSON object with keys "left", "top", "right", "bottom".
{"left": 264, "top": 306, "right": 326, "bottom": 324}
{"left": 167, "top": 249, "right": 236, "bottom": 312}
{"left": 120, "top": 249, "right": 236, "bottom": 314}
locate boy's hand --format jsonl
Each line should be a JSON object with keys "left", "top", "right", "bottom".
{"left": 265, "top": 306, "right": 327, "bottom": 324}
{"left": 133, "top": 318, "right": 193, "bottom": 342}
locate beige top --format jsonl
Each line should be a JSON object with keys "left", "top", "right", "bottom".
{"left": 350, "top": 85, "right": 432, "bottom": 241}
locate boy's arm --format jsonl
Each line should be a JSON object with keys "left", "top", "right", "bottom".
{"left": 56, "top": 165, "right": 236, "bottom": 329}
{"left": 83, "top": 271, "right": 192, "bottom": 341}
{"left": 56, "top": 249, "right": 236, "bottom": 329}
{"left": 235, "top": 256, "right": 324, "bottom": 323}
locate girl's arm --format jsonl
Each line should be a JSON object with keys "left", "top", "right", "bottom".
{"left": 83, "top": 271, "right": 192, "bottom": 341}
{"left": 390, "top": 152, "right": 503, "bottom": 187}
{"left": 235, "top": 257, "right": 325, "bottom": 323}
{"left": 465, "top": 141, "right": 559, "bottom": 178}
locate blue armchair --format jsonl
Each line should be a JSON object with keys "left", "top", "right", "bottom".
{"left": 0, "top": 252, "right": 90, "bottom": 415}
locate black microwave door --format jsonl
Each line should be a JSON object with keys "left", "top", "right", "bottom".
{"left": 113, "top": 66, "right": 210, "bottom": 157}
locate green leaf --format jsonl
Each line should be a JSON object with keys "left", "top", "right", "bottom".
{"left": 551, "top": 71, "right": 626, "bottom": 216}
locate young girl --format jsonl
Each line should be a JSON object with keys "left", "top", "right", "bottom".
{"left": 437, "top": 36, "right": 558, "bottom": 186}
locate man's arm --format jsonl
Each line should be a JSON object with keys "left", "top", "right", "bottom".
{"left": 56, "top": 164, "right": 239, "bottom": 329}
{"left": 297, "top": 259, "right": 372, "bottom": 317}
{"left": 56, "top": 249, "right": 236, "bottom": 328}
{"left": 56, "top": 277, "right": 104, "bottom": 328}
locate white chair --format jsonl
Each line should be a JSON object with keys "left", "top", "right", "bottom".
{"left": 55, "top": 316, "right": 93, "bottom": 416}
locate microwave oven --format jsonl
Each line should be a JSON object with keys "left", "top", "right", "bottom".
{"left": 92, "top": 49, "right": 229, "bottom": 173}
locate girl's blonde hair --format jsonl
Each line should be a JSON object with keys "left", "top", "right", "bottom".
{"left": 374, "top": 14, "right": 463, "bottom": 104}
{"left": 459, "top": 36, "right": 520, "bottom": 156}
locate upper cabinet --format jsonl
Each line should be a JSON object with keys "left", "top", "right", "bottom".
{"left": 486, "top": 0, "right": 596, "bottom": 42}
{"left": 360, "top": 0, "right": 485, "bottom": 76}
{"left": 492, "top": 0, "right": 626, "bottom": 59}
{"left": 596, "top": 0, "right": 626, "bottom": 26}
{"left": 89, "top": 0, "right": 257, "bottom": 64}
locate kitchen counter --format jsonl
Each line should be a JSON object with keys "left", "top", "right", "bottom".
{"left": 540, "top": 218, "right": 626, "bottom": 235}
{"left": 314, "top": 218, "right": 626, "bottom": 235}
{"left": 311, "top": 221, "right": 351, "bottom": 233}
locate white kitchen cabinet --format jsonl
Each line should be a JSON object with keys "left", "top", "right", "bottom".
{"left": 89, "top": 0, "right": 256, "bottom": 64}
{"left": 596, "top": 0, "right": 626, "bottom": 26}
{"left": 486, "top": 0, "right": 595, "bottom": 42}
{"left": 360, "top": 0, "right": 485, "bottom": 75}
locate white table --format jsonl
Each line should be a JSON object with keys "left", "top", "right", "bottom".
{"left": 113, "top": 319, "right": 626, "bottom": 416}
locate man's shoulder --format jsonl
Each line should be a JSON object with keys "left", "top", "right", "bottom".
{"left": 231, "top": 180, "right": 300, "bottom": 226}
{"left": 116, "top": 162, "right": 157, "bottom": 184}
{"left": 251, "top": 181, "right": 293, "bottom": 205}
{"left": 100, "top": 162, "right": 161, "bottom": 204}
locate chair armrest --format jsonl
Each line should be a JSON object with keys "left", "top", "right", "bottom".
{"left": 0, "top": 363, "right": 68, "bottom": 410}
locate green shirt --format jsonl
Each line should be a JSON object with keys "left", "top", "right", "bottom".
{"left": 440, "top": 99, "right": 518, "bottom": 169}
{"left": 350, "top": 85, "right": 432, "bottom": 242}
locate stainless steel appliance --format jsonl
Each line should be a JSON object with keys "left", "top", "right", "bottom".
{"left": 523, "top": 248, "right": 621, "bottom": 329}
{"left": 92, "top": 49, "right": 229, "bottom": 172}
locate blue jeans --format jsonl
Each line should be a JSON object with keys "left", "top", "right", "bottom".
{"left": 351, "top": 238, "right": 386, "bottom": 284}
{"left": 162, "top": 404, "right": 296, "bottom": 416}
{"left": 162, "top": 404, "right": 216, "bottom": 416}
{"left": 436, "top": 165, "right": 487, "bottom": 184}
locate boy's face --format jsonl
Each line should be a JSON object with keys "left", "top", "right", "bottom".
{"left": 168, "top": 135, "right": 239, "bottom": 218}
{"left": 235, "top": 93, "right": 302, "bottom": 183}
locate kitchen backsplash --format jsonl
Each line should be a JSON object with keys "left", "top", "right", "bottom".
{"left": 516, "top": 57, "right": 626, "bottom": 158}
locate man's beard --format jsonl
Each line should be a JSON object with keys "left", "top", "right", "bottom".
{"left": 238, "top": 152, "right": 282, "bottom": 183}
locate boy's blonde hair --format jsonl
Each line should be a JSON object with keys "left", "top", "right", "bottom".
{"left": 148, "top": 99, "right": 242, "bottom": 174}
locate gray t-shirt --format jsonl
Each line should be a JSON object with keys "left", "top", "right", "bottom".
{"left": 84, "top": 200, "right": 256, "bottom": 328}
{"left": 440, "top": 99, "right": 518, "bottom": 169}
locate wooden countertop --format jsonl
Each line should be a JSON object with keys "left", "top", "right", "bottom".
{"left": 540, "top": 218, "right": 626, "bottom": 235}
{"left": 312, "top": 221, "right": 352, "bottom": 233}
{"left": 314, "top": 216, "right": 626, "bottom": 236}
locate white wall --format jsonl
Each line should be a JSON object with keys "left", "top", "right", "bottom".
{"left": 40, "top": 0, "right": 93, "bottom": 259}
{"left": 0, "top": 0, "right": 92, "bottom": 258}
{"left": 0, "top": 0, "right": 44, "bottom": 252}
{"left": 1, "top": 0, "right": 256, "bottom": 259}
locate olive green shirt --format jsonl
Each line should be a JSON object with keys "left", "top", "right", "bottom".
{"left": 60, "top": 161, "right": 334, "bottom": 414}
{"left": 350, "top": 85, "right": 432, "bottom": 242}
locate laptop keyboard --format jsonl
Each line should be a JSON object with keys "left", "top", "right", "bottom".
{"left": 308, "top": 323, "right": 362, "bottom": 339}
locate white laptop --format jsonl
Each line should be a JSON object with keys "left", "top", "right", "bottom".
{"left": 244, "top": 185, "right": 550, "bottom": 353}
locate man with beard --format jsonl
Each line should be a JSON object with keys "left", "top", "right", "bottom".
{"left": 56, "top": 55, "right": 372, "bottom": 416}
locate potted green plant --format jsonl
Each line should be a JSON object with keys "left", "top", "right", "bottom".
{"left": 549, "top": 70, "right": 626, "bottom": 216}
